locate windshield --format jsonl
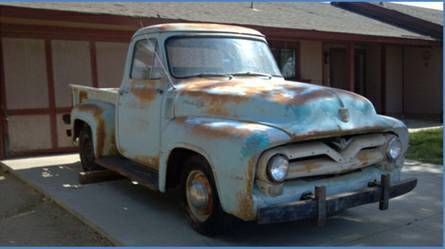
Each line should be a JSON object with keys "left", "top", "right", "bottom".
{"left": 166, "top": 36, "right": 282, "bottom": 78}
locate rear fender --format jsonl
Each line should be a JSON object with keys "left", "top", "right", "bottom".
{"left": 71, "top": 101, "right": 117, "bottom": 157}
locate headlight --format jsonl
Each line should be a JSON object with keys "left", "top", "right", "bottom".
{"left": 267, "top": 154, "right": 289, "bottom": 182}
{"left": 387, "top": 136, "right": 402, "bottom": 161}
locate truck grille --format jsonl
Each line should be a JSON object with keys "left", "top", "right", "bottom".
{"left": 256, "top": 133, "right": 388, "bottom": 181}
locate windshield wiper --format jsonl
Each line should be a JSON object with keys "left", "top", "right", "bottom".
{"left": 232, "top": 72, "right": 273, "bottom": 79}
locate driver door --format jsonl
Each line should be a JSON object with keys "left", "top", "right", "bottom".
{"left": 117, "top": 38, "right": 165, "bottom": 169}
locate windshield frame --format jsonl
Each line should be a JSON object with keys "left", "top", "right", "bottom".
{"left": 164, "top": 34, "right": 283, "bottom": 79}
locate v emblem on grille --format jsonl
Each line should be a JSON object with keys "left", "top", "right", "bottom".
{"left": 330, "top": 137, "right": 352, "bottom": 152}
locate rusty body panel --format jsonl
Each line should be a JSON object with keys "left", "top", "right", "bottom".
{"left": 70, "top": 96, "right": 117, "bottom": 158}
{"left": 68, "top": 23, "right": 414, "bottom": 223}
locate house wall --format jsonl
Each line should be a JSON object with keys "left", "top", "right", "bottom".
{"left": 0, "top": 35, "right": 129, "bottom": 157}
{"left": 96, "top": 42, "right": 129, "bottom": 88}
{"left": 0, "top": 6, "right": 442, "bottom": 158}
{"left": 2, "top": 38, "right": 52, "bottom": 152}
{"left": 3, "top": 38, "right": 49, "bottom": 110}
{"left": 403, "top": 46, "right": 443, "bottom": 118}
{"left": 52, "top": 40, "right": 93, "bottom": 107}
{"left": 300, "top": 40, "right": 323, "bottom": 85}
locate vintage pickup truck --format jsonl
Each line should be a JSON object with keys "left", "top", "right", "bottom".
{"left": 66, "top": 23, "right": 417, "bottom": 235}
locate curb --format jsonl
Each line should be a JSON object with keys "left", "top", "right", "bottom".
{"left": 0, "top": 161, "right": 122, "bottom": 246}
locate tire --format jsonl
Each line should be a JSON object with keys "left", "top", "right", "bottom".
{"left": 79, "top": 126, "right": 102, "bottom": 171}
{"left": 181, "top": 155, "right": 231, "bottom": 236}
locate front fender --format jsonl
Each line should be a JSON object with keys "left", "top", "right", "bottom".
{"left": 160, "top": 116, "right": 289, "bottom": 220}
{"left": 71, "top": 101, "right": 117, "bottom": 157}
{"left": 377, "top": 114, "right": 409, "bottom": 168}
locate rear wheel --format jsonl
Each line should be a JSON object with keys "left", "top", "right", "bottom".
{"left": 181, "top": 155, "right": 231, "bottom": 236}
{"left": 79, "top": 126, "right": 102, "bottom": 171}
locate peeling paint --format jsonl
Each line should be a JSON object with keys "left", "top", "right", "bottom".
{"left": 129, "top": 79, "right": 161, "bottom": 103}
{"left": 134, "top": 155, "right": 160, "bottom": 169}
{"left": 79, "top": 90, "right": 88, "bottom": 103}
{"left": 76, "top": 104, "right": 105, "bottom": 156}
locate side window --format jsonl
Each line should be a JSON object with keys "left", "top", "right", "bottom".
{"left": 130, "top": 39, "right": 159, "bottom": 80}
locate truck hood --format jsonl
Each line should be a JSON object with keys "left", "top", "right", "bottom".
{"left": 173, "top": 77, "right": 397, "bottom": 139}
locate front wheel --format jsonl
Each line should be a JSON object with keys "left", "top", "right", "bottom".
{"left": 79, "top": 126, "right": 102, "bottom": 171}
{"left": 181, "top": 156, "right": 231, "bottom": 236}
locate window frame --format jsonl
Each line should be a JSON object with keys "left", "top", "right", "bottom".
{"left": 129, "top": 38, "right": 159, "bottom": 80}
{"left": 164, "top": 35, "right": 281, "bottom": 79}
{"left": 269, "top": 40, "right": 300, "bottom": 81}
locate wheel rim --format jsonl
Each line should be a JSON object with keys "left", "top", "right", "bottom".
{"left": 186, "top": 170, "right": 213, "bottom": 222}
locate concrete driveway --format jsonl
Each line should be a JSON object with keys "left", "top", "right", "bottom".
{"left": 0, "top": 154, "right": 442, "bottom": 246}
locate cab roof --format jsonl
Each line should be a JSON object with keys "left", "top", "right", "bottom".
{"left": 134, "top": 23, "right": 264, "bottom": 37}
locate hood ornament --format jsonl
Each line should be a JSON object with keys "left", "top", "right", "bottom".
{"left": 338, "top": 107, "right": 349, "bottom": 123}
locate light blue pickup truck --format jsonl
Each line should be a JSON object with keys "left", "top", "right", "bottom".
{"left": 66, "top": 23, "right": 417, "bottom": 235}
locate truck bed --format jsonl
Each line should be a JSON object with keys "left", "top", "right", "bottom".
{"left": 71, "top": 84, "right": 118, "bottom": 106}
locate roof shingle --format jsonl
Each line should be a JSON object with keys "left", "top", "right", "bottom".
{"left": 375, "top": 2, "right": 443, "bottom": 26}
{"left": 0, "top": 2, "right": 438, "bottom": 40}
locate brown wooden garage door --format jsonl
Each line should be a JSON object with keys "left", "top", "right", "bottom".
{"left": 0, "top": 36, "right": 128, "bottom": 159}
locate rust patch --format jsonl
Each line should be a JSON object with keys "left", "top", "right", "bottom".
{"left": 292, "top": 160, "right": 321, "bottom": 173}
{"left": 130, "top": 87, "right": 157, "bottom": 103}
{"left": 109, "top": 130, "right": 118, "bottom": 155}
{"left": 79, "top": 90, "right": 88, "bottom": 103}
{"left": 128, "top": 79, "right": 162, "bottom": 104}
{"left": 357, "top": 151, "right": 369, "bottom": 166}
{"left": 235, "top": 192, "right": 255, "bottom": 220}
{"left": 96, "top": 117, "right": 105, "bottom": 158}
{"left": 177, "top": 77, "right": 349, "bottom": 116}
{"left": 180, "top": 80, "right": 249, "bottom": 116}
{"left": 233, "top": 157, "right": 257, "bottom": 220}
{"left": 134, "top": 155, "right": 160, "bottom": 169}
{"left": 304, "top": 161, "right": 321, "bottom": 173}
{"left": 76, "top": 104, "right": 106, "bottom": 157}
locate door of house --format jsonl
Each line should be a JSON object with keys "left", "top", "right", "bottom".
{"left": 354, "top": 49, "right": 367, "bottom": 95}
{"left": 329, "top": 48, "right": 348, "bottom": 90}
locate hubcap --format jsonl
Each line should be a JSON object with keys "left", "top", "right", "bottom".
{"left": 186, "top": 170, "right": 213, "bottom": 222}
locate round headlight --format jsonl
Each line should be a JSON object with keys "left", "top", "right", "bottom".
{"left": 387, "top": 136, "right": 402, "bottom": 161}
{"left": 267, "top": 154, "right": 289, "bottom": 182}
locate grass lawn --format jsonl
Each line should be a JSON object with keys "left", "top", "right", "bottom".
{"left": 406, "top": 128, "right": 443, "bottom": 165}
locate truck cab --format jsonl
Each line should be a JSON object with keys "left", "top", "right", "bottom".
{"left": 67, "top": 23, "right": 417, "bottom": 235}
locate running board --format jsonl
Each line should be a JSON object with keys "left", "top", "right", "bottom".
{"left": 95, "top": 156, "right": 159, "bottom": 190}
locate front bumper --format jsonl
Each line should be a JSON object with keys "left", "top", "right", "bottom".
{"left": 257, "top": 175, "right": 417, "bottom": 225}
